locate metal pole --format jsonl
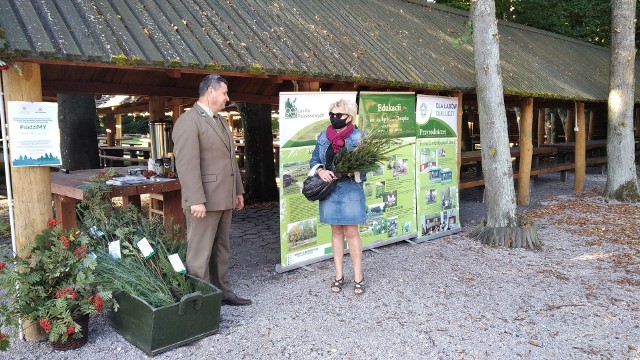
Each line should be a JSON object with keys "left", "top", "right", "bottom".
{"left": 0, "top": 71, "right": 22, "bottom": 339}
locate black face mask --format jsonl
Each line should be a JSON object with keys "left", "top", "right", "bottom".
{"left": 329, "top": 113, "right": 349, "bottom": 129}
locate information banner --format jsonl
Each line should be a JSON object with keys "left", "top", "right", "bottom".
{"left": 7, "top": 101, "right": 61, "bottom": 167}
{"left": 415, "top": 95, "right": 461, "bottom": 242}
{"left": 358, "top": 92, "right": 417, "bottom": 248}
{"left": 277, "top": 92, "right": 357, "bottom": 272}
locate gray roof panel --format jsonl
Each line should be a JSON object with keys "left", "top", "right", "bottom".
{"left": 1, "top": 0, "right": 637, "bottom": 101}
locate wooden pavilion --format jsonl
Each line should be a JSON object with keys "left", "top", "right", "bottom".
{"left": 2, "top": 0, "right": 640, "bottom": 287}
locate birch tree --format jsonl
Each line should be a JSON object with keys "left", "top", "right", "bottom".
{"left": 469, "top": 0, "right": 540, "bottom": 247}
{"left": 604, "top": 0, "right": 639, "bottom": 201}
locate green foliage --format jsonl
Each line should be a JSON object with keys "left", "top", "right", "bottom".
{"left": 0, "top": 218, "right": 9, "bottom": 238}
{"left": 0, "top": 221, "right": 116, "bottom": 348}
{"left": 452, "top": 20, "right": 473, "bottom": 47}
{"left": 333, "top": 130, "right": 405, "bottom": 177}
{"left": 78, "top": 181, "right": 192, "bottom": 308}
{"left": 97, "top": 114, "right": 150, "bottom": 136}
{"left": 436, "top": 0, "right": 640, "bottom": 48}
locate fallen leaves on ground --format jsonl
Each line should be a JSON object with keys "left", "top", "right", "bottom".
{"left": 524, "top": 186, "right": 640, "bottom": 281}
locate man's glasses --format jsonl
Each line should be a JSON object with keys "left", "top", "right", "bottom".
{"left": 329, "top": 112, "right": 349, "bottom": 119}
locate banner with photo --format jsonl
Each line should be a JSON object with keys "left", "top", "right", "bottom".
{"left": 277, "top": 92, "right": 357, "bottom": 272}
{"left": 358, "top": 92, "right": 417, "bottom": 248}
{"left": 414, "top": 95, "right": 461, "bottom": 242}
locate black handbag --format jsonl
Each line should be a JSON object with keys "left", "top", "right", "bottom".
{"left": 302, "top": 173, "right": 337, "bottom": 201}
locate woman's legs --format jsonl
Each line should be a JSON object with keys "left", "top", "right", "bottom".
{"left": 343, "top": 225, "right": 363, "bottom": 283}
{"left": 331, "top": 225, "right": 345, "bottom": 281}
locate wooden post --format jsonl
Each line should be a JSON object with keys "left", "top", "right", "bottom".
{"left": 517, "top": 98, "right": 534, "bottom": 205}
{"left": 148, "top": 96, "right": 166, "bottom": 122}
{"left": 105, "top": 112, "right": 116, "bottom": 146}
{"left": 453, "top": 92, "right": 463, "bottom": 182}
{"left": 588, "top": 109, "right": 595, "bottom": 140}
{"left": 298, "top": 81, "right": 320, "bottom": 91}
{"left": 115, "top": 113, "right": 122, "bottom": 139}
{"left": 171, "top": 99, "right": 182, "bottom": 122}
{"left": 2, "top": 62, "right": 49, "bottom": 341}
{"left": 574, "top": 102, "right": 586, "bottom": 192}
{"left": 537, "top": 108, "right": 545, "bottom": 146}
{"left": 566, "top": 108, "right": 574, "bottom": 142}
{"left": 227, "top": 113, "right": 235, "bottom": 133}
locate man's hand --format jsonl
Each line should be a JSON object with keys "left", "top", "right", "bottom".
{"left": 190, "top": 204, "right": 207, "bottom": 218}
{"left": 235, "top": 194, "right": 244, "bottom": 211}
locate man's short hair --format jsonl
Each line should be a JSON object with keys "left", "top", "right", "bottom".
{"left": 199, "top": 74, "right": 228, "bottom": 97}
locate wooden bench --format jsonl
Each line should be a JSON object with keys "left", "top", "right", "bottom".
{"left": 461, "top": 162, "right": 576, "bottom": 190}
{"left": 530, "top": 162, "right": 576, "bottom": 182}
{"left": 459, "top": 176, "right": 485, "bottom": 189}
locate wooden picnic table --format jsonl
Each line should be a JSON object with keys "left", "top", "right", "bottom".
{"left": 98, "top": 145, "right": 151, "bottom": 167}
{"left": 462, "top": 146, "right": 558, "bottom": 176}
{"left": 540, "top": 140, "right": 607, "bottom": 163}
{"left": 51, "top": 167, "right": 184, "bottom": 234}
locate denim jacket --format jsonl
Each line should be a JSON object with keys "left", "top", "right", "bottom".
{"left": 308, "top": 129, "right": 366, "bottom": 182}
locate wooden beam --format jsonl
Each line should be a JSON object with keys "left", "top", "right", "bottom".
{"left": 517, "top": 97, "right": 534, "bottom": 205}
{"left": 166, "top": 69, "right": 181, "bottom": 78}
{"left": 47, "top": 76, "right": 277, "bottom": 105}
{"left": 2, "top": 62, "right": 50, "bottom": 341}
{"left": 268, "top": 75, "right": 284, "bottom": 84}
{"left": 44, "top": 80, "right": 197, "bottom": 97}
{"left": 574, "top": 102, "right": 586, "bottom": 192}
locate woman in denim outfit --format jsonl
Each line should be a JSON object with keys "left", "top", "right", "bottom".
{"left": 309, "top": 99, "right": 366, "bottom": 295}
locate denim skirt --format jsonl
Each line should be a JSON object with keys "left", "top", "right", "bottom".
{"left": 319, "top": 178, "right": 366, "bottom": 225}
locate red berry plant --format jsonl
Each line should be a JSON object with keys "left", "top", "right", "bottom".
{"left": 0, "top": 219, "right": 116, "bottom": 349}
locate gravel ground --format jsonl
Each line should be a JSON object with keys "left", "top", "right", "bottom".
{"left": 2, "top": 169, "right": 640, "bottom": 360}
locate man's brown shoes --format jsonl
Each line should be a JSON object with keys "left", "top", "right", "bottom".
{"left": 222, "top": 295, "right": 252, "bottom": 306}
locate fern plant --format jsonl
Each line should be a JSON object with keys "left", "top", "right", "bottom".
{"left": 0, "top": 220, "right": 115, "bottom": 348}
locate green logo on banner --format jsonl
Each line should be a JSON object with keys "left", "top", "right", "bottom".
{"left": 284, "top": 98, "right": 298, "bottom": 119}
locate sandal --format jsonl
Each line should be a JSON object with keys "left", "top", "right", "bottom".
{"left": 331, "top": 277, "right": 344, "bottom": 293}
{"left": 354, "top": 278, "right": 365, "bottom": 295}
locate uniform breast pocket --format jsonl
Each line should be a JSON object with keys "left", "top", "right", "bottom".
{"left": 202, "top": 174, "right": 217, "bottom": 183}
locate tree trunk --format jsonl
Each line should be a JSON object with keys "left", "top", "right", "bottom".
{"left": 236, "top": 103, "right": 279, "bottom": 203}
{"left": 58, "top": 94, "right": 100, "bottom": 170}
{"left": 471, "top": 0, "right": 517, "bottom": 228}
{"left": 605, "top": 0, "right": 640, "bottom": 201}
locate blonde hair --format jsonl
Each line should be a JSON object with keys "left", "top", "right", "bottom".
{"left": 329, "top": 98, "right": 358, "bottom": 118}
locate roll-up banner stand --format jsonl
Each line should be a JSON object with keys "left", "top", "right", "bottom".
{"left": 357, "top": 92, "right": 418, "bottom": 249}
{"left": 277, "top": 92, "right": 357, "bottom": 273}
{"left": 414, "top": 95, "right": 461, "bottom": 242}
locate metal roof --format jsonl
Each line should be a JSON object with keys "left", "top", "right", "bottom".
{"left": 0, "top": 0, "right": 636, "bottom": 102}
